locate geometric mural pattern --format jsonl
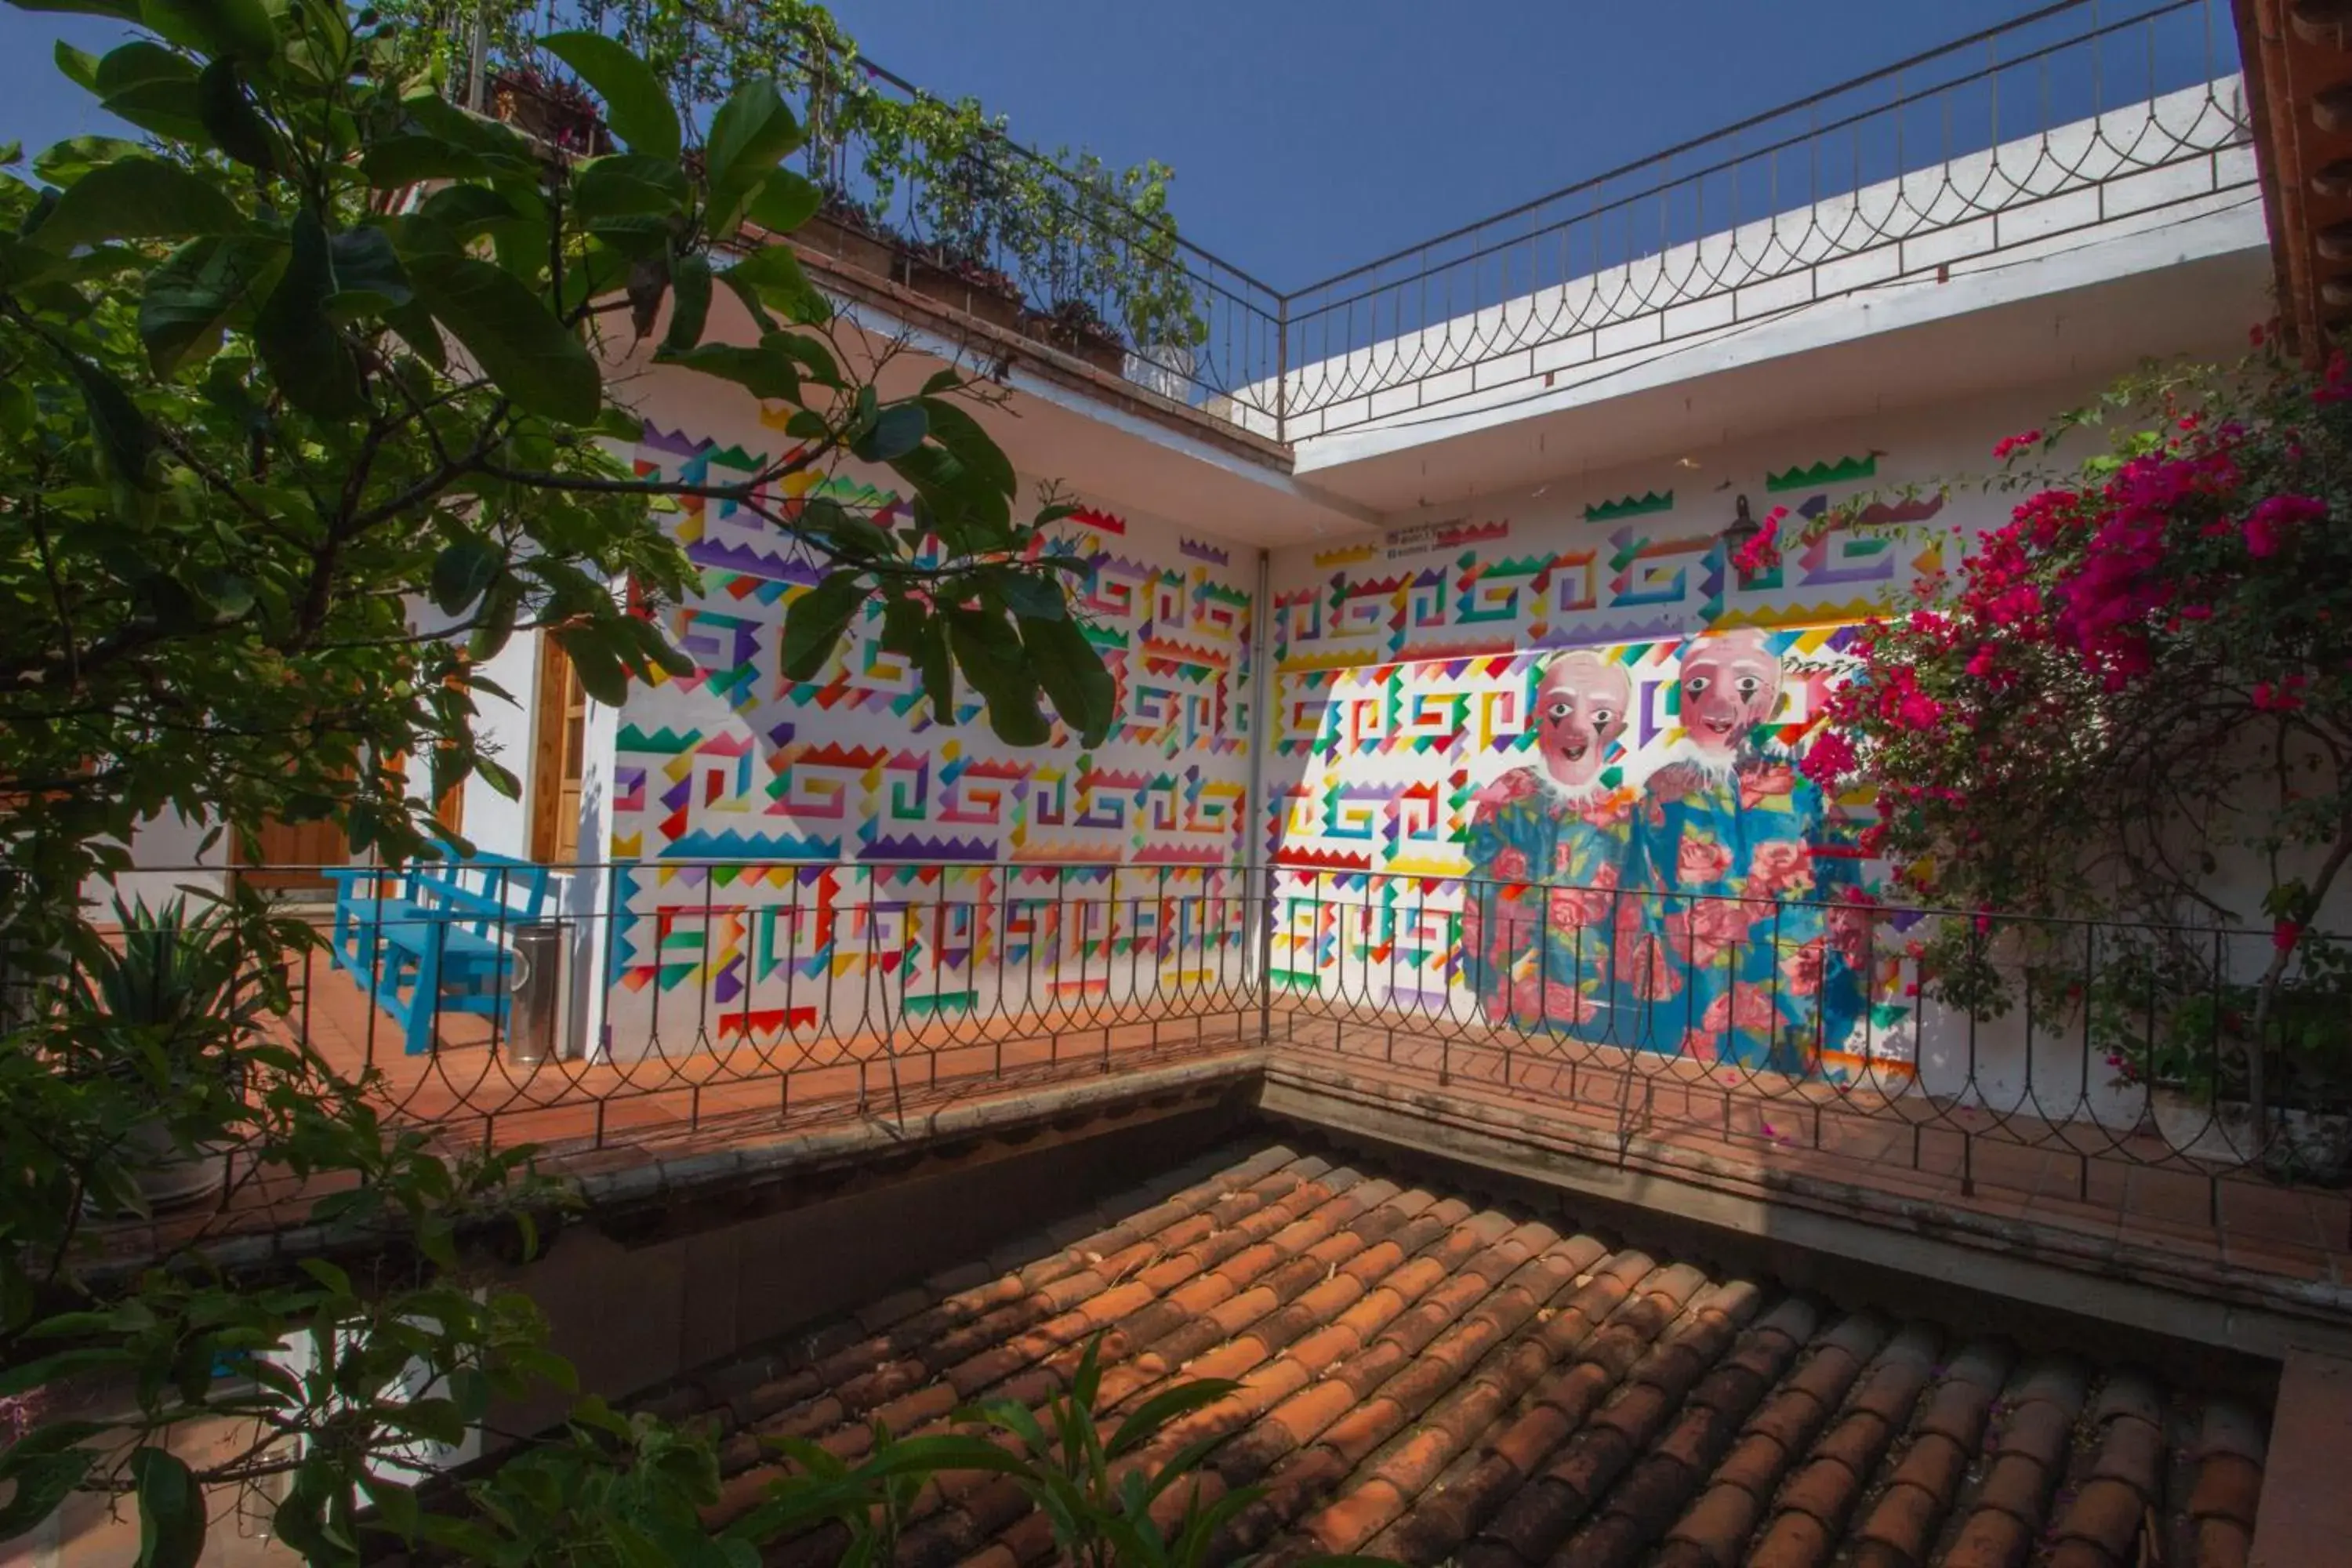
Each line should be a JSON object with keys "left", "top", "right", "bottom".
{"left": 603, "top": 426, "right": 1258, "bottom": 1048}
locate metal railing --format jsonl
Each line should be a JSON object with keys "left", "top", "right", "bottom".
{"left": 453, "top": 0, "right": 1290, "bottom": 416}
{"left": 442, "top": 1, "right": 2252, "bottom": 445}
{"left": 60, "top": 859, "right": 2352, "bottom": 1242}
{"left": 1262, "top": 0, "right": 2255, "bottom": 441}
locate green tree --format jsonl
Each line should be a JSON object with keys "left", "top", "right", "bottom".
{"left": 0, "top": 0, "right": 1115, "bottom": 1557}
{"left": 0, "top": 0, "right": 1114, "bottom": 952}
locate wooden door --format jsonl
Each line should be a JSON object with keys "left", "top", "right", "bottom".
{"left": 530, "top": 638, "right": 586, "bottom": 866}
{"left": 245, "top": 817, "right": 351, "bottom": 890}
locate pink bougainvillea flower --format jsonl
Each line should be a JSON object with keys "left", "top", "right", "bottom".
{"left": 1991, "top": 429, "right": 2044, "bottom": 461}
{"left": 1799, "top": 728, "right": 1858, "bottom": 788}
{"left": 2243, "top": 494, "right": 2326, "bottom": 562}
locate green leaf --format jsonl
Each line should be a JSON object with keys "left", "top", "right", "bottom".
{"left": 100, "top": 77, "right": 211, "bottom": 146}
{"left": 1105, "top": 1378, "right": 1240, "bottom": 1458}
{"left": 390, "top": 1396, "right": 466, "bottom": 1448}
{"left": 49, "top": 341, "right": 154, "bottom": 489}
{"left": 891, "top": 443, "right": 1011, "bottom": 545}
{"left": 467, "top": 578, "right": 522, "bottom": 661}
{"left": 34, "top": 155, "right": 244, "bottom": 251}
{"left": 702, "top": 79, "right": 803, "bottom": 234}
{"left": 195, "top": 58, "right": 280, "bottom": 172}
{"left": 947, "top": 608, "right": 1049, "bottom": 746}
{"left": 654, "top": 340, "right": 798, "bottom": 401}
{"left": 768, "top": 330, "right": 840, "bottom": 389}
{"left": 430, "top": 539, "right": 501, "bottom": 614}
{"left": 356, "top": 1474, "right": 419, "bottom": 1542}
{"left": 542, "top": 31, "right": 681, "bottom": 161}
{"left": 139, "top": 233, "right": 279, "bottom": 376}
{"left": 918, "top": 397, "right": 1016, "bottom": 499}
{"left": 140, "top": 0, "right": 277, "bottom": 63}
{"left": 325, "top": 226, "right": 410, "bottom": 315}
{"left": 800, "top": 495, "right": 895, "bottom": 561}
{"left": 852, "top": 403, "right": 927, "bottom": 464}
{"left": 662, "top": 250, "right": 711, "bottom": 351}
{"left": 93, "top": 39, "right": 194, "bottom": 98}
{"left": 361, "top": 135, "right": 490, "bottom": 187}
{"left": 722, "top": 244, "right": 829, "bottom": 325}
{"left": 914, "top": 616, "right": 954, "bottom": 724}
{"left": 995, "top": 572, "right": 1067, "bottom": 621}
{"left": 572, "top": 154, "right": 690, "bottom": 222}
{"left": 405, "top": 184, "right": 524, "bottom": 249}
{"left": 718, "top": 267, "right": 779, "bottom": 334}
{"left": 561, "top": 630, "right": 633, "bottom": 706}
{"left": 384, "top": 296, "right": 446, "bottom": 372}
{"left": 1021, "top": 615, "right": 1110, "bottom": 747}
{"left": 781, "top": 571, "right": 865, "bottom": 681}
{"left": 405, "top": 251, "right": 601, "bottom": 424}
{"left": 129, "top": 1447, "right": 205, "bottom": 1568}
{"left": 51, "top": 42, "right": 100, "bottom": 91}
{"left": 0, "top": 1446, "right": 95, "bottom": 1538}
{"left": 743, "top": 170, "right": 821, "bottom": 235}
{"left": 252, "top": 209, "right": 362, "bottom": 419}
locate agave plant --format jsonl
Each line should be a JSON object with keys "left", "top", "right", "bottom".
{"left": 77, "top": 898, "right": 240, "bottom": 1033}
{"left": 66, "top": 897, "right": 263, "bottom": 1091}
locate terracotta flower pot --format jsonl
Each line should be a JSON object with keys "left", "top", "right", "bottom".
{"left": 1019, "top": 308, "right": 1127, "bottom": 376}
{"left": 792, "top": 211, "right": 899, "bottom": 282}
{"left": 902, "top": 256, "right": 1026, "bottom": 334}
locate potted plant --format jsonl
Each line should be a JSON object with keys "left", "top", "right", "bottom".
{"left": 1022, "top": 296, "right": 1127, "bottom": 376}
{"left": 2096, "top": 941, "right": 2352, "bottom": 1183}
{"left": 1106, "top": 160, "right": 1207, "bottom": 396}
{"left": 787, "top": 183, "right": 903, "bottom": 284}
{"left": 895, "top": 99, "right": 1026, "bottom": 332}
{"left": 1004, "top": 150, "right": 1131, "bottom": 376}
{"left": 67, "top": 897, "right": 264, "bottom": 1211}
{"left": 487, "top": 65, "right": 612, "bottom": 154}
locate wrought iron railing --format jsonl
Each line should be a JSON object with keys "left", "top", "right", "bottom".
{"left": 67, "top": 859, "right": 2352, "bottom": 1242}
{"left": 435, "top": 0, "right": 2254, "bottom": 445}
{"left": 1258, "top": 0, "right": 2256, "bottom": 441}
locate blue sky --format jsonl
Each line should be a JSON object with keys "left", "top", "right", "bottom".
{"left": 2, "top": 1, "right": 2233, "bottom": 289}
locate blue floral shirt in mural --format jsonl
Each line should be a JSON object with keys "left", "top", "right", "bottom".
{"left": 1461, "top": 766, "right": 1642, "bottom": 1044}
{"left": 1626, "top": 744, "right": 1869, "bottom": 1071}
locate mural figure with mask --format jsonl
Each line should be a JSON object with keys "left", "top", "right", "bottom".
{"left": 1462, "top": 651, "right": 1642, "bottom": 1043}
{"left": 1628, "top": 629, "right": 1865, "bottom": 1070}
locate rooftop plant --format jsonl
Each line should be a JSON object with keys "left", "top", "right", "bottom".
{"left": 372, "top": 0, "right": 1210, "bottom": 355}
{"left": 1788, "top": 339, "right": 2352, "bottom": 1127}
{"left": 0, "top": 0, "right": 1120, "bottom": 1557}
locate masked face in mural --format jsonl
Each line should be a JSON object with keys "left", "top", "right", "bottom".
{"left": 1678, "top": 630, "right": 1783, "bottom": 759}
{"left": 1534, "top": 654, "right": 1631, "bottom": 793}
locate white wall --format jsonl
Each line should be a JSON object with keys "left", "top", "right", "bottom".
{"left": 589, "top": 363, "right": 1262, "bottom": 1062}
{"left": 1259, "top": 373, "right": 2273, "bottom": 1120}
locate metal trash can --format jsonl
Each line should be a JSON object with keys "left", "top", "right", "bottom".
{"left": 506, "top": 920, "right": 566, "bottom": 1065}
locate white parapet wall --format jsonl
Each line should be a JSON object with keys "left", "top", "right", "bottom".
{"left": 1236, "top": 79, "right": 2258, "bottom": 456}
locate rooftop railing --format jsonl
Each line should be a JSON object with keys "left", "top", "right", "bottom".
{"left": 71, "top": 859, "right": 2352, "bottom": 1254}
{"left": 445, "top": 1, "right": 2255, "bottom": 446}
{"left": 1258, "top": 0, "right": 2257, "bottom": 442}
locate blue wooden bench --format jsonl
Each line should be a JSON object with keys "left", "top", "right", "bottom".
{"left": 325, "top": 854, "right": 552, "bottom": 1056}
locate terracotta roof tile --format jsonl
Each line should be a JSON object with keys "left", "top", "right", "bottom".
{"left": 635, "top": 1142, "right": 2271, "bottom": 1566}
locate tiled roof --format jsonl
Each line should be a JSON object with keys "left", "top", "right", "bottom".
{"left": 633, "top": 1144, "right": 2270, "bottom": 1568}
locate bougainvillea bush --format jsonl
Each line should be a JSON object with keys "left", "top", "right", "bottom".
{"left": 1791, "top": 343, "right": 2352, "bottom": 1117}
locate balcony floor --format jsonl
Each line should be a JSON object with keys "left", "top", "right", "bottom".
{"left": 96, "top": 962, "right": 2352, "bottom": 1351}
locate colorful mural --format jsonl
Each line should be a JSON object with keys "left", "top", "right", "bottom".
{"left": 1265, "top": 470, "right": 1930, "bottom": 1076}
{"left": 601, "top": 423, "right": 1258, "bottom": 1054}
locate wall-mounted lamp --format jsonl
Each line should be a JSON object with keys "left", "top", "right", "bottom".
{"left": 1721, "top": 493, "right": 1762, "bottom": 552}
